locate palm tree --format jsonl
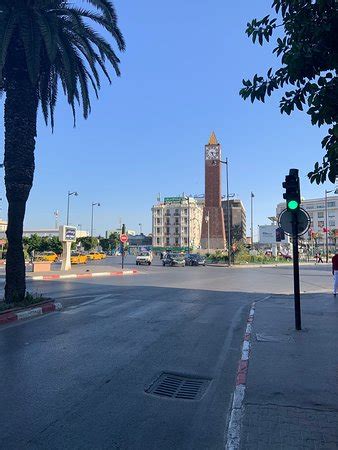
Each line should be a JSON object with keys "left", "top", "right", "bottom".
{"left": 0, "top": 0, "right": 125, "bottom": 303}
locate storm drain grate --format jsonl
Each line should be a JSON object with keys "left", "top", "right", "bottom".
{"left": 146, "top": 373, "right": 211, "bottom": 400}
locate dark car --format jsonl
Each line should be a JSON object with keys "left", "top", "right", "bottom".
{"left": 162, "top": 253, "right": 186, "bottom": 267}
{"left": 185, "top": 254, "right": 206, "bottom": 266}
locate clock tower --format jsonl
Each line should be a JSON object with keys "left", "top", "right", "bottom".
{"left": 200, "top": 132, "right": 226, "bottom": 250}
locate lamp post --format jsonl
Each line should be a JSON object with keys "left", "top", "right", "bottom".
{"left": 251, "top": 192, "right": 255, "bottom": 250}
{"left": 91, "top": 202, "right": 101, "bottom": 237}
{"left": 139, "top": 223, "right": 142, "bottom": 235}
{"left": 325, "top": 188, "right": 338, "bottom": 262}
{"left": 67, "top": 191, "right": 78, "bottom": 225}
{"left": 205, "top": 212, "right": 210, "bottom": 253}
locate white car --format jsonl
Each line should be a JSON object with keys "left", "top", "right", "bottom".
{"left": 136, "top": 251, "right": 153, "bottom": 266}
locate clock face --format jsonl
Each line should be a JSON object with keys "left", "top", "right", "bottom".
{"left": 206, "top": 145, "right": 220, "bottom": 160}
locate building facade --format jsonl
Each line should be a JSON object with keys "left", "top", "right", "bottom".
{"left": 200, "top": 132, "right": 226, "bottom": 249}
{"left": 221, "top": 199, "right": 246, "bottom": 243}
{"left": 276, "top": 196, "right": 338, "bottom": 248}
{"left": 152, "top": 197, "right": 203, "bottom": 251}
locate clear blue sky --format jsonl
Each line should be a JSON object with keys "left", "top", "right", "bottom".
{"left": 0, "top": 0, "right": 334, "bottom": 236}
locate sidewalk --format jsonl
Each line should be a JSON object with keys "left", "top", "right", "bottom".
{"left": 239, "top": 293, "right": 338, "bottom": 449}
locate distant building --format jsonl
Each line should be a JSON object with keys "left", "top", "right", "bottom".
{"left": 152, "top": 196, "right": 203, "bottom": 251}
{"left": 221, "top": 199, "right": 246, "bottom": 243}
{"left": 276, "top": 195, "right": 338, "bottom": 248}
{"left": 258, "top": 224, "right": 289, "bottom": 245}
{"left": 128, "top": 234, "right": 152, "bottom": 247}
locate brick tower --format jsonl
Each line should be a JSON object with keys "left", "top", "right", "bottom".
{"left": 200, "top": 132, "right": 226, "bottom": 250}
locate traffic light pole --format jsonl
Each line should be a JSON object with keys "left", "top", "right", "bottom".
{"left": 292, "top": 212, "right": 302, "bottom": 330}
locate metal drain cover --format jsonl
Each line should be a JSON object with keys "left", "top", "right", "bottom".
{"left": 146, "top": 373, "right": 211, "bottom": 400}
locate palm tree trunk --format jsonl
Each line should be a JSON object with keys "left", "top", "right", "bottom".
{"left": 4, "top": 40, "right": 38, "bottom": 303}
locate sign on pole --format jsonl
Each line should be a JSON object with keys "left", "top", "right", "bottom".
{"left": 278, "top": 208, "right": 310, "bottom": 237}
{"left": 120, "top": 234, "right": 128, "bottom": 244}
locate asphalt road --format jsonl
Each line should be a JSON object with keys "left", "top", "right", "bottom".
{"left": 0, "top": 257, "right": 333, "bottom": 449}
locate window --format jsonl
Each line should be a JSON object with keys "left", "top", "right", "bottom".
{"left": 175, "top": 219, "right": 179, "bottom": 225}
{"left": 166, "top": 219, "right": 170, "bottom": 225}
{"left": 184, "top": 238, "right": 188, "bottom": 244}
{"left": 156, "top": 218, "right": 161, "bottom": 225}
{"left": 329, "top": 220, "right": 335, "bottom": 227}
{"left": 318, "top": 221, "right": 324, "bottom": 228}
{"left": 175, "top": 238, "right": 179, "bottom": 245}
{"left": 328, "top": 201, "right": 336, "bottom": 207}
{"left": 156, "top": 227, "right": 160, "bottom": 234}
{"left": 175, "top": 209, "right": 179, "bottom": 214}
{"left": 184, "top": 209, "right": 188, "bottom": 214}
{"left": 166, "top": 227, "right": 170, "bottom": 234}
{"left": 156, "top": 238, "right": 160, "bottom": 245}
{"left": 175, "top": 227, "right": 179, "bottom": 234}
{"left": 317, "top": 205, "right": 324, "bottom": 209}
{"left": 166, "top": 238, "right": 170, "bottom": 245}
{"left": 318, "top": 212, "right": 324, "bottom": 218}
{"left": 184, "top": 227, "right": 188, "bottom": 234}
{"left": 307, "top": 205, "right": 314, "bottom": 209}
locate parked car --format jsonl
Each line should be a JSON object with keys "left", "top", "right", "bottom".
{"left": 185, "top": 254, "right": 206, "bottom": 266}
{"left": 36, "top": 251, "right": 59, "bottom": 263}
{"left": 71, "top": 252, "right": 87, "bottom": 264}
{"left": 136, "top": 251, "right": 153, "bottom": 265}
{"left": 87, "top": 252, "right": 102, "bottom": 260}
{"left": 162, "top": 253, "right": 186, "bottom": 267}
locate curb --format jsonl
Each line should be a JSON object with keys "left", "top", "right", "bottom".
{"left": 226, "top": 302, "right": 256, "bottom": 450}
{"left": 0, "top": 302, "right": 63, "bottom": 325}
{"left": 30, "top": 269, "right": 139, "bottom": 281}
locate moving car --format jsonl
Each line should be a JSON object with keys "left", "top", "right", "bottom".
{"left": 185, "top": 254, "right": 206, "bottom": 266}
{"left": 36, "top": 251, "right": 59, "bottom": 263}
{"left": 162, "top": 253, "right": 186, "bottom": 267}
{"left": 71, "top": 252, "right": 87, "bottom": 264}
{"left": 136, "top": 251, "right": 153, "bottom": 265}
{"left": 99, "top": 252, "right": 107, "bottom": 259}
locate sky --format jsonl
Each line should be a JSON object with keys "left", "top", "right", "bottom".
{"left": 0, "top": 0, "right": 335, "bottom": 237}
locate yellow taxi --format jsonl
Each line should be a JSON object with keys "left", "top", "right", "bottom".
{"left": 71, "top": 252, "right": 88, "bottom": 264}
{"left": 36, "top": 251, "right": 59, "bottom": 263}
{"left": 86, "top": 252, "right": 103, "bottom": 260}
{"left": 99, "top": 252, "right": 107, "bottom": 259}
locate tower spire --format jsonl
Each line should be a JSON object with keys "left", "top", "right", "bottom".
{"left": 208, "top": 131, "right": 218, "bottom": 145}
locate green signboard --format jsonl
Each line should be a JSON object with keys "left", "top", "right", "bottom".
{"left": 164, "top": 197, "right": 184, "bottom": 204}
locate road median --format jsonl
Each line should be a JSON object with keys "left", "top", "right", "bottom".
{"left": 29, "top": 269, "right": 139, "bottom": 281}
{"left": 0, "top": 301, "right": 62, "bottom": 325}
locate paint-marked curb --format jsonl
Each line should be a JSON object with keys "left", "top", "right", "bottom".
{"left": 30, "top": 269, "right": 139, "bottom": 281}
{"left": 0, "top": 301, "right": 62, "bottom": 326}
{"left": 225, "top": 303, "right": 256, "bottom": 450}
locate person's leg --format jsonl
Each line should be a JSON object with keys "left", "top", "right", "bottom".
{"left": 334, "top": 271, "right": 338, "bottom": 296}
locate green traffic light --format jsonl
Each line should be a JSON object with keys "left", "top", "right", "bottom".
{"left": 288, "top": 200, "right": 299, "bottom": 210}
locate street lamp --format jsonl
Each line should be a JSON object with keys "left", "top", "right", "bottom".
{"left": 91, "top": 202, "right": 101, "bottom": 237}
{"left": 139, "top": 223, "right": 142, "bottom": 235}
{"left": 251, "top": 192, "right": 255, "bottom": 250}
{"left": 67, "top": 191, "right": 78, "bottom": 225}
{"left": 205, "top": 212, "right": 210, "bottom": 253}
{"left": 325, "top": 188, "right": 338, "bottom": 262}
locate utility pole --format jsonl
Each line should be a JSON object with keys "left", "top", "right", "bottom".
{"left": 91, "top": 202, "right": 100, "bottom": 237}
{"left": 251, "top": 192, "right": 255, "bottom": 250}
{"left": 67, "top": 191, "right": 78, "bottom": 225}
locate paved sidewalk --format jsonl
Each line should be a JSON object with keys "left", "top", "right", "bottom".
{"left": 240, "top": 293, "right": 338, "bottom": 450}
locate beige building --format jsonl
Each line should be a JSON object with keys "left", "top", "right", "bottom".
{"left": 276, "top": 195, "right": 338, "bottom": 249}
{"left": 152, "top": 197, "right": 203, "bottom": 251}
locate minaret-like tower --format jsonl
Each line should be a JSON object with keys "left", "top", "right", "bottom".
{"left": 200, "top": 132, "right": 226, "bottom": 250}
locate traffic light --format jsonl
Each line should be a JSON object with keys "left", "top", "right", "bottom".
{"left": 276, "top": 227, "right": 285, "bottom": 242}
{"left": 282, "top": 169, "right": 301, "bottom": 211}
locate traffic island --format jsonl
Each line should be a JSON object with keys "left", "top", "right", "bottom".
{"left": 27, "top": 268, "right": 139, "bottom": 281}
{"left": 0, "top": 301, "right": 62, "bottom": 325}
